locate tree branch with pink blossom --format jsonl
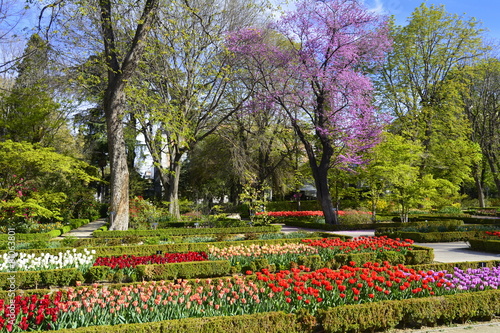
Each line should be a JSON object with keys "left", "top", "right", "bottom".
{"left": 226, "top": 0, "right": 392, "bottom": 224}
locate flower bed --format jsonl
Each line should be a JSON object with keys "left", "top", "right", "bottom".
{"left": 207, "top": 236, "right": 416, "bottom": 270}
{"left": 93, "top": 252, "right": 208, "bottom": 274}
{"left": 208, "top": 243, "right": 319, "bottom": 268}
{"left": 2, "top": 262, "right": 500, "bottom": 332}
{"left": 486, "top": 231, "right": 500, "bottom": 238}
{"left": 256, "top": 211, "right": 328, "bottom": 217}
{"left": 0, "top": 249, "right": 95, "bottom": 273}
{"left": 302, "top": 236, "right": 414, "bottom": 255}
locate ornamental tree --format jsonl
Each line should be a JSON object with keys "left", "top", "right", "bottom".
{"left": 227, "top": 0, "right": 391, "bottom": 224}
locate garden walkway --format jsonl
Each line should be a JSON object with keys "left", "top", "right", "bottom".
{"left": 53, "top": 218, "right": 107, "bottom": 239}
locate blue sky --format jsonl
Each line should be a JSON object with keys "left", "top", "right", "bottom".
{"left": 364, "top": 0, "right": 500, "bottom": 42}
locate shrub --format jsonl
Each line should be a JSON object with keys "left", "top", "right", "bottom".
{"left": 338, "top": 209, "right": 372, "bottom": 225}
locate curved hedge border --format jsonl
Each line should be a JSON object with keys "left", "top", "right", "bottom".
{"left": 283, "top": 220, "right": 464, "bottom": 231}
{"left": 93, "top": 225, "right": 282, "bottom": 238}
{"left": 375, "top": 230, "right": 485, "bottom": 242}
{"left": 0, "top": 268, "right": 84, "bottom": 289}
{"left": 469, "top": 238, "right": 500, "bottom": 253}
{"left": 27, "top": 290, "right": 500, "bottom": 333}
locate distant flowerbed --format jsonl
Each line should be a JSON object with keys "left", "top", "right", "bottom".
{"left": 93, "top": 252, "right": 208, "bottom": 271}
{"left": 302, "top": 236, "right": 414, "bottom": 255}
{"left": 486, "top": 231, "right": 500, "bottom": 238}
{"left": 256, "top": 210, "right": 373, "bottom": 218}
{"left": 256, "top": 210, "right": 337, "bottom": 217}
{"left": 2, "top": 262, "right": 500, "bottom": 331}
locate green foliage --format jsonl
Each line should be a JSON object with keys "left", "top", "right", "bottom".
{"left": 137, "top": 261, "right": 232, "bottom": 281}
{"left": 93, "top": 225, "right": 282, "bottom": 238}
{"left": 129, "top": 196, "right": 171, "bottom": 229}
{"left": 0, "top": 140, "right": 100, "bottom": 228}
{"left": 0, "top": 268, "right": 84, "bottom": 289}
{"left": 239, "top": 176, "right": 272, "bottom": 225}
{"left": 375, "top": 4, "right": 486, "bottom": 214}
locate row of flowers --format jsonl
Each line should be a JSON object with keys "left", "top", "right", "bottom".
{"left": 0, "top": 249, "right": 96, "bottom": 272}
{"left": 93, "top": 252, "right": 208, "bottom": 270}
{"left": 302, "top": 236, "right": 414, "bottom": 255}
{"left": 0, "top": 237, "right": 414, "bottom": 273}
{"left": 485, "top": 231, "right": 500, "bottom": 238}
{"left": 256, "top": 210, "right": 373, "bottom": 217}
{"left": 1, "top": 262, "right": 499, "bottom": 331}
{"left": 0, "top": 251, "right": 208, "bottom": 274}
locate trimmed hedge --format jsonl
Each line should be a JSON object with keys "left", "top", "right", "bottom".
{"left": 283, "top": 220, "right": 466, "bottom": 231}
{"left": 25, "top": 290, "right": 500, "bottom": 333}
{"left": 392, "top": 215, "right": 500, "bottom": 225}
{"left": 282, "top": 220, "right": 376, "bottom": 231}
{"left": 0, "top": 242, "right": 209, "bottom": 257}
{"left": 0, "top": 219, "right": 91, "bottom": 242}
{"left": 93, "top": 225, "right": 282, "bottom": 238}
{"left": 137, "top": 260, "right": 232, "bottom": 281}
{"left": 319, "top": 289, "right": 500, "bottom": 332}
{"left": 68, "top": 219, "right": 90, "bottom": 229}
{"left": 376, "top": 231, "right": 485, "bottom": 242}
{"left": 0, "top": 231, "right": 57, "bottom": 242}
{"left": 0, "top": 268, "right": 84, "bottom": 290}
{"left": 469, "top": 238, "right": 500, "bottom": 253}
{"left": 331, "top": 245, "right": 433, "bottom": 266}
{"left": 0, "top": 235, "right": 345, "bottom": 257}
{"left": 46, "top": 311, "right": 306, "bottom": 333}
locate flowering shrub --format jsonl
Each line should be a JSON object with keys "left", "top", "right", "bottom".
{"left": 3, "top": 262, "right": 500, "bottom": 331}
{"left": 338, "top": 209, "right": 373, "bottom": 225}
{"left": 0, "top": 249, "right": 95, "bottom": 272}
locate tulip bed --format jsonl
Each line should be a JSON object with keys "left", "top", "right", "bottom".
{"left": 93, "top": 252, "right": 208, "bottom": 275}
{"left": 0, "top": 249, "right": 96, "bottom": 273}
{"left": 2, "top": 261, "right": 500, "bottom": 332}
{"left": 486, "top": 231, "right": 500, "bottom": 238}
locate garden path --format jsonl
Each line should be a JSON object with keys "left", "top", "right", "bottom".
{"left": 52, "top": 218, "right": 107, "bottom": 239}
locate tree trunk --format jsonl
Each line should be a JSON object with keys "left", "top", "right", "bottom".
{"left": 98, "top": 0, "right": 159, "bottom": 230}
{"left": 310, "top": 163, "right": 338, "bottom": 225}
{"left": 473, "top": 162, "right": 486, "bottom": 208}
{"left": 486, "top": 152, "right": 500, "bottom": 198}
{"left": 104, "top": 86, "right": 130, "bottom": 230}
{"left": 166, "top": 153, "right": 183, "bottom": 220}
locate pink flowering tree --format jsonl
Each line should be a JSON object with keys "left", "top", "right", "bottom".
{"left": 227, "top": 0, "right": 391, "bottom": 224}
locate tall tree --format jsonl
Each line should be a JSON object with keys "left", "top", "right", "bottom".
{"left": 0, "top": 33, "right": 71, "bottom": 150}
{"left": 129, "top": 0, "right": 264, "bottom": 218}
{"left": 98, "top": 0, "right": 159, "bottom": 230}
{"left": 376, "top": 3, "right": 486, "bottom": 189}
{"left": 227, "top": 0, "right": 391, "bottom": 224}
{"left": 460, "top": 58, "right": 500, "bottom": 200}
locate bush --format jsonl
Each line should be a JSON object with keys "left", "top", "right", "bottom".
{"left": 338, "top": 209, "right": 372, "bottom": 225}
{"left": 136, "top": 260, "right": 232, "bottom": 280}
{"left": 93, "top": 225, "right": 282, "bottom": 238}
{"left": 0, "top": 268, "right": 84, "bottom": 289}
